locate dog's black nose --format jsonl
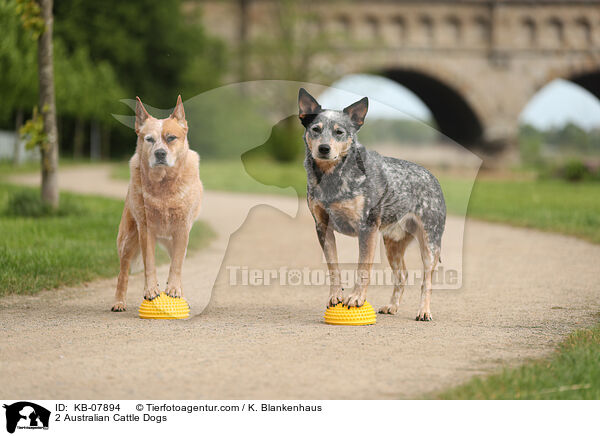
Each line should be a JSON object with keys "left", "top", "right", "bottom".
{"left": 154, "top": 149, "right": 167, "bottom": 160}
{"left": 318, "top": 144, "right": 330, "bottom": 155}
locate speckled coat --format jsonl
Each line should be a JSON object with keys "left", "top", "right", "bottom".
{"left": 299, "top": 88, "right": 446, "bottom": 321}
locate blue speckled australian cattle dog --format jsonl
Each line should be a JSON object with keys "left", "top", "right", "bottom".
{"left": 298, "top": 88, "right": 446, "bottom": 321}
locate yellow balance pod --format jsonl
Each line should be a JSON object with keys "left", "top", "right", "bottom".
{"left": 324, "top": 302, "right": 376, "bottom": 326}
{"left": 139, "top": 292, "right": 190, "bottom": 320}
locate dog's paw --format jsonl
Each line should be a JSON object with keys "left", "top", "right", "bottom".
{"left": 111, "top": 301, "right": 127, "bottom": 312}
{"left": 327, "top": 289, "right": 344, "bottom": 307}
{"left": 378, "top": 304, "right": 399, "bottom": 315}
{"left": 343, "top": 292, "right": 366, "bottom": 308}
{"left": 143, "top": 284, "right": 161, "bottom": 300}
{"left": 165, "top": 284, "right": 183, "bottom": 298}
{"left": 415, "top": 310, "right": 432, "bottom": 321}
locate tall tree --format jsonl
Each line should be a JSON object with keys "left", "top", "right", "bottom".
{"left": 37, "top": 0, "right": 59, "bottom": 208}
{"left": 15, "top": 0, "right": 59, "bottom": 206}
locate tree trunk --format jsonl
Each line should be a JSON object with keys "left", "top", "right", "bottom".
{"left": 73, "top": 118, "right": 85, "bottom": 159}
{"left": 13, "top": 108, "right": 24, "bottom": 166}
{"left": 101, "top": 124, "right": 111, "bottom": 159}
{"left": 38, "top": 0, "right": 59, "bottom": 208}
{"left": 89, "top": 120, "right": 101, "bottom": 161}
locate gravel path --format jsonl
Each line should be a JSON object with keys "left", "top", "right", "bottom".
{"left": 1, "top": 166, "right": 598, "bottom": 399}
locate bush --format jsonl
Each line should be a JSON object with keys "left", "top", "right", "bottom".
{"left": 3, "top": 189, "right": 84, "bottom": 217}
{"left": 265, "top": 116, "right": 304, "bottom": 162}
{"left": 562, "top": 159, "right": 590, "bottom": 182}
{"left": 538, "top": 158, "right": 600, "bottom": 183}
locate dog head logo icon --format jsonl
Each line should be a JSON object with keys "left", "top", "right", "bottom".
{"left": 3, "top": 402, "right": 50, "bottom": 434}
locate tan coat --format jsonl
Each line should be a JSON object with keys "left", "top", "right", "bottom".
{"left": 111, "top": 96, "right": 203, "bottom": 311}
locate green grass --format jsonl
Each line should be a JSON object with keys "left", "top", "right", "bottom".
{"left": 0, "top": 183, "right": 214, "bottom": 296}
{"left": 0, "top": 158, "right": 103, "bottom": 178}
{"left": 112, "top": 158, "right": 308, "bottom": 196}
{"left": 441, "top": 177, "right": 600, "bottom": 244}
{"left": 114, "top": 159, "right": 600, "bottom": 244}
{"left": 0, "top": 160, "right": 41, "bottom": 176}
{"left": 439, "top": 322, "right": 600, "bottom": 399}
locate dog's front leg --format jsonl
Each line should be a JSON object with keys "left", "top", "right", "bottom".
{"left": 139, "top": 223, "right": 160, "bottom": 300}
{"left": 165, "top": 229, "right": 189, "bottom": 298}
{"left": 344, "top": 225, "right": 379, "bottom": 308}
{"left": 312, "top": 203, "right": 343, "bottom": 307}
{"left": 318, "top": 222, "right": 344, "bottom": 307}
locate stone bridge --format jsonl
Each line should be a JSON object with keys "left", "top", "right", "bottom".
{"left": 194, "top": 0, "right": 600, "bottom": 159}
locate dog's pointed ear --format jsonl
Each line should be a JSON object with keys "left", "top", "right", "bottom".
{"left": 298, "top": 88, "right": 322, "bottom": 127}
{"left": 135, "top": 97, "right": 150, "bottom": 134}
{"left": 170, "top": 95, "right": 187, "bottom": 129}
{"left": 343, "top": 97, "right": 369, "bottom": 130}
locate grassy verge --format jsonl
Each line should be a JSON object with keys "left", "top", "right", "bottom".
{"left": 0, "top": 183, "right": 214, "bottom": 296}
{"left": 0, "top": 158, "right": 104, "bottom": 177}
{"left": 114, "top": 159, "right": 600, "bottom": 244}
{"left": 438, "top": 321, "right": 600, "bottom": 399}
{"left": 112, "top": 158, "right": 307, "bottom": 196}
{"left": 441, "top": 177, "right": 600, "bottom": 244}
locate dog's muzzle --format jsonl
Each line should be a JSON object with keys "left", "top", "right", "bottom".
{"left": 317, "top": 144, "right": 330, "bottom": 159}
{"left": 154, "top": 149, "right": 167, "bottom": 165}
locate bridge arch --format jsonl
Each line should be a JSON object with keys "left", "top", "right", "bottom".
{"left": 379, "top": 67, "right": 484, "bottom": 147}
{"left": 512, "top": 62, "right": 600, "bottom": 125}
{"left": 570, "top": 70, "right": 600, "bottom": 101}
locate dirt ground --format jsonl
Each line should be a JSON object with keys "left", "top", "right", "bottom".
{"left": 1, "top": 166, "right": 599, "bottom": 399}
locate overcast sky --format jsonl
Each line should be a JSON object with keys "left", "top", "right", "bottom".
{"left": 318, "top": 74, "right": 600, "bottom": 130}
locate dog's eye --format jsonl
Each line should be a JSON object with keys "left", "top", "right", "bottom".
{"left": 166, "top": 135, "right": 177, "bottom": 143}
{"left": 335, "top": 129, "right": 344, "bottom": 136}
{"left": 311, "top": 126, "right": 321, "bottom": 133}
{"left": 145, "top": 136, "right": 155, "bottom": 144}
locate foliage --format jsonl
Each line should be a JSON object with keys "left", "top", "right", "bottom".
{"left": 15, "top": 0, "right": 44, "bottom": 39}
{"left": 53, "top": 42, "right": 124, "bottom": 122}
{"left": 0, "top": 0, "right": 39, "bottom": 121}
{"left": 1, "top": 0, "right": 226, "bottom": 158}
{"left": 563, "top": 159, "right": 591, "bottom": 181}
{"left": 519, "top": 123, "right": 600, "bottom": 156}
{"left": 1, "top": 0, "right": 124, "bottom": 130}
{"left": 19, "top": 105, "right": 46, "bottom": 151}
{"left": 545, "top": 122, "right": 600, "bottom": 152}
{"left": 518, "top": 123, "right": 600, "bottom": 181}
{"left": 247, "top": 0, "right": 332, "bottom": 83}
{"left": 53, "top": 0, "right": 226, "bottom": 108}
{"left": 540, "top": 158, "right": 600, "bottom": 182}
